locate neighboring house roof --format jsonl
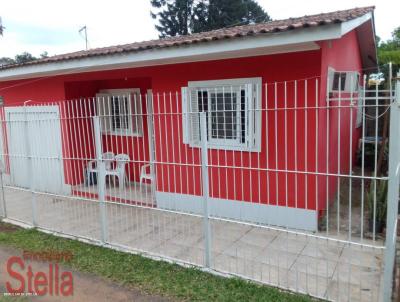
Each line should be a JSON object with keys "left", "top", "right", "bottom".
{"left": 0, "top": 6, "right": 376, "bottom": 81}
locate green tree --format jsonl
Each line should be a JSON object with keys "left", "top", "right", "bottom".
{"left": 197, "top": 0, "right": 270, "bottom": 32}
{"left": 151, "top": 0, "right": 196, "bottom": 37}
{"left": 14, "top": 52, "right": 37, "bottom": 64}
{"left": 0, "top": 57, "right": 15, "bottom": 67}
{"left": 40, "top": 51, "right": 49, "bottom": 58}
{"left": 377, "top": 26, "right": 400, "bottom": 76}
{"left": 0, "top": 52, "right": 43, "bottom": 67}
{"left": 151, "top": 0, "right": 271, "bottom": 38}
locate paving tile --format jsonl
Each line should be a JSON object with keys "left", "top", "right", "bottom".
{"left": 211, "top": 221, "right": 253, "bottom": 239}
{"left": 209, "top": 237, "right": 240, "bottom": 254}
{"left": 259, "top": 264, "right": 291, "bottom": 289}
{"left": 238, "top": 227, "right": 279, "bottom": 248}
{"left": 218, "top": 239, "right": 265, "bottom": 258}
{"left": 291, "top": 254, "right": 337, "bottom": 278}
{"left": 340, "top": 245, "right": 383, "bottom": 269}
{"left": 268, "top": 233, "right": 308, "bottom": 255}
{"left": 213, "top": 253, "right": 268, "bottom": 281}
{"left": 301, "top": 238, "right": 345, "bottom": 260}
{"left": 169, "top": 232, "right": 204, "bottom": 247}
{"left": 332, "top": 261, "right": 382, "bottom": 287}
{"left": 326, "top": 278, "right": 382, "bottom": 302}
{"left": 286, "top": 269, "right": 329, "bottom": 299}
{"left": 258, "top": 246, "right": 298, "bottom": 269}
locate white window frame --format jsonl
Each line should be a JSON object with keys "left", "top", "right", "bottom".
{"left": 183, "top": 77, "right": 262, "bottom": 152}
{"left": 327, "top": 67, "right": 362, "bottom": 127}
{"left": 96, "top": 88, "right": 143, "bottom": 136}
{"left": 328, "top": 67, "right": 360, "bottom": 93}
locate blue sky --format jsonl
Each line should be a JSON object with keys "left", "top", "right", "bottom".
{"left": 0, "top": 0, "right": 398, "bottom": 58}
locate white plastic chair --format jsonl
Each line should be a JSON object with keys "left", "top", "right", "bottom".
{"left": 105, "top": 154, "right": 130, "bottom": 189}
{"left": 140, "top": 163, "right": 154, "bottom": 191}
{"left": 86, "top": 152, "right": 115, "bottom": 185}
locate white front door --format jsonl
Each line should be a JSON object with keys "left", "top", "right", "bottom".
{"left": 6, "top": 106, "right": 66, "bottom": 194}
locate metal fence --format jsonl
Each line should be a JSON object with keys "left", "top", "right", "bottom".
{"left": 0, "top": 73, "right": 399, "bottom": 301}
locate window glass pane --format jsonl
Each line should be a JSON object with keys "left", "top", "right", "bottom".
{"left": 111, "top": 96, "right": 130, "bottom": 131}
{"left": 123, "top": 96, "right": 130, "bottom": 130}
{"left": 333, "top": 72, "right": 346, "bottom": 90}
{"left": 210, "top": 92, "right": 237, "bottom": 140}
{"left": 197, "top": 91, "right": 208, "bottom": 112}
{"left": 111, "top": 96, "right": 121, "bottom": 131}
{"left": 240, "top": 89, "right": 246, "bottom": 144}
{"left": 196, "top": 91, "right": 208, "bottom": 139}
{"left": 131, "top": 95, "right": 138, "bottom": 133}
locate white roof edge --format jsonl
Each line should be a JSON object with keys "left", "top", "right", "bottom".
{"left": 0, "top": 16, "right": 370, "bottom": 82}
{"left": 341, "top": 12, "right": 372, "bottom": 36}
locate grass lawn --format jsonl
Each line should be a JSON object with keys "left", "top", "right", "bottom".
{"left": 0, "top": 222, "right": 316, "bottom": 302}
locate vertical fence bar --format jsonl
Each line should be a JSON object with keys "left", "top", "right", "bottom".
{"left": 0, "top": 99, "right": 6, "bottom": 219}
{"left": 200, "top": 112, "right": 212, "bottom": 268}
{"left": 383, "top": 74, "right": 400, "bottom": 301}
{"left": 93, "top": 116, "right": 108, "bottom": 243}
{"left": 0, "top": 167, "right": 6, "bottom": 218}
{"left": 360, "top": 75, "right": 367, "bottom": 242}
{"left": 24, "top": 102, "right": 37, "bottom": 226}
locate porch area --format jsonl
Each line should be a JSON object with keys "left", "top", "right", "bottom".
{"left": 72, "top": 182, "right": 155, "bottom": 207}
{"left": 2, "top": 186, "right": 384, "bottom": 302}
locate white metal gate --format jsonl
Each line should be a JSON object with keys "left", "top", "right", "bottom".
{"left": 5, "top": 105, "right": 65, "bottom": 194}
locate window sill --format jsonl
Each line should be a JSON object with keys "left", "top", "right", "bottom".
{"left": 102, "top": 131, "right": 143, "bottom": 137}
{"left": 188, "top": 142, "right": 261, "bottom": 152}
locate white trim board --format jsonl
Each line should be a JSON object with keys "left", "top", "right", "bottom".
{"left": 155, "top": 191, "right": 318, "bottom": 231}
{"left": 188, "top": 77, "right": 262, "bottom": 88}
{"left": 0, "top": 41, "right": 319, "bottom": 81}
{"left": 341, "top": 12, "right": 372, "bottom": 36}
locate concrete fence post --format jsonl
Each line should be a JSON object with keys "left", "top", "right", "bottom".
{"left": 0, "top": 169, "right": 7, "bottom": 219}
{"left": 93, "top": 116, "right": 108, "bottom": 243}
{"left": 383, "top": 73, "right": 400, "bottom": 301}
{"left": 0, "top": 98, "right": 6, "bottom": 219}
{"left": 24, "top": 103, "right": 37, "bottom": 227}
{"left": 200, "top": 112, "right": 212, "bottom": 268}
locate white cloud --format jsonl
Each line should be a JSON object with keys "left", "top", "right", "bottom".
{"left": 0, "top": 0, "right": 397, "bottom": 58}
{"left": 0, "top": 0, "right": 159, "bottom": 57}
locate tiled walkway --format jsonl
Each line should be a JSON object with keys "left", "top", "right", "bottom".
{"left": 2, "top": 187, "right": 384, "bottom": 301}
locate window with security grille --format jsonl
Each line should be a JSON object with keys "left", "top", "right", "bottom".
{"left": 328, "top": 69, "right": 360, "bottom": 93}
{"left": 111, "top": 96, "right": 130, "bottom": 131}
{"left": 96, "top": 89, "right": 142, "bottom": 136}
{"left": 182, "top": 78, "right": 261, "bottom": 151}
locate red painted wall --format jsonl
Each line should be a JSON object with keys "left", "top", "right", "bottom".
{"left": 0, "top": 29, "right": 364, "bottom": 214}
{"left": 149, "top": 50, "right": 322, "bottom": 210}
{"left": 317, "top": 30, "right": 363, "bottom": 215}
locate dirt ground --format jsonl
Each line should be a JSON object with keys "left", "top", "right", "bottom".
{"left": 318, "top": 165, "right": 387, "bottom": 241}
{"left": 0, "top": 244, "right": 171, "bottom": 302}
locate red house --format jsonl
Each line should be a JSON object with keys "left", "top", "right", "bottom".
{"left": 0, "top": 7, "right": 377, "bottom": 231}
